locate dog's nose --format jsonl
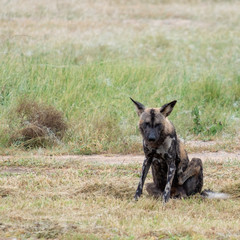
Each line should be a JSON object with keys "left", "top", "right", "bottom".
{"left": 148, "top": 132, "right": 156, "bottom": 142}
{"left": 148, "top": 137, "right": 156, "bottom": 142}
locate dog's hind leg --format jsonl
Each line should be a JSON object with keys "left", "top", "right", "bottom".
{"left": 146, "top": 183, "right": 162, "bottom": 198}
{"left": 170, "top": 186, "right": 187, "bottom": 199}
{"left": 178, "top": 158, "right": 203, "bottom": 195}
{"left": 183, "top": 171, "right": 203, "bottom": 196}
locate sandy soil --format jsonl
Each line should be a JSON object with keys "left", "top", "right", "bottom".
{"left": 1, "top": 151, "right": 240, "bottom": 167}
{"left": 55, "top": 151, "right": 240, "bottom": 165}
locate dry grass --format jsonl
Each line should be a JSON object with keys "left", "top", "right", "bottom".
{"left": 224, "top": 182, "right": 240, "bottom": 198}
{"left": 0, "top": 156, "right": 240, "bottom": 239}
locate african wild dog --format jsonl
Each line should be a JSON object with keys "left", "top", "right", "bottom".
{"left": 130, "top": 98, "right": 203, "bottom": 203}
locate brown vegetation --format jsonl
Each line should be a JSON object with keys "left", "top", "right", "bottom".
{"left": 10, "top": 99, "right": 67, "bottom": 148}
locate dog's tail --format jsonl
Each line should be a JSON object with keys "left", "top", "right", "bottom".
{"left": 201, "top": 189, "right": 230, "bottom": 199}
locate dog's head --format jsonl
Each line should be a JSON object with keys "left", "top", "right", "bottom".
{"left": 130, "top": 98, "right": 177, "bottom": 148}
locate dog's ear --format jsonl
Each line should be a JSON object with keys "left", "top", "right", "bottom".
{"left": 130, "top": 97, "right": 145, "bottom": 116}
{"left": 160, "top": 100, "right": 177, "bottom": 117}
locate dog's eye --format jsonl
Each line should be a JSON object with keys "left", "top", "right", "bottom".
{"left": 144, "top": 122, "right": 150, "bottom": 127}
{"left": 155, "top": 124, "right": 160, "bottom": 128}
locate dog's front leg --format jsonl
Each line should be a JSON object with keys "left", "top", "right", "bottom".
{"left": 134, "top": 158, "right": 152, "bottom": 201}
{"left": 163, "top": 161, "right": 176, "bottom": 203}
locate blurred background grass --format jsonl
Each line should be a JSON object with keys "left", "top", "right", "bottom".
{"left": 0, "top": 0, "right": 240, "bottom": 154}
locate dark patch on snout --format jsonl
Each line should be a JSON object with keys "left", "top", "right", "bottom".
{"left": 148, "top": 131, "right": 156, "bottom": 142}
{"left": 148, "top": 109, "right": 157, "bottom": 141}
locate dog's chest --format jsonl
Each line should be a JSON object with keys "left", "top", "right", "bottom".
{"left": 144, "top": 136, "right": 175, "bottom": 160}
{"left": 156, "top": 136, "right": 174, "bottom": 155}
{"left": 152, "top": 157, "right": 167, "bottom": 174}
{"left": 151, "top": 156, "right": 168, "bottom": 188}
{"left": 146, "top": 145, "right": 168, "bottom": 172}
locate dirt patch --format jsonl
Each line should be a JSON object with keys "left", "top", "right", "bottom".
{"left": 190, "top": 151, "right": 240, "bottom": 162}
{"left": 1, "top": 150, "right": 240, "bottom": 166}
{"left": 52, "top": 151, "right": 240, "bottom": 165}
{"left": 0, "top": 167, "right": 31, "bottom": 175}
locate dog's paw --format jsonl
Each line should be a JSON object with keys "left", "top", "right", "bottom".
{"left": 134, "top": 194, "right": 140, "bottom": 201}
{"left": 163, "top": 191, "right": 170, "bottom": 203}
{"left": 134, "top": 195, "right": 139, "bottom": 201}
{"left": 134, "top": 189, "right": 142, "bottom": 201}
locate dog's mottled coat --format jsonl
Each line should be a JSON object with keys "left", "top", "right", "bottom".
{"left": 131, "top": 98, "right": 203, "bottom": 203}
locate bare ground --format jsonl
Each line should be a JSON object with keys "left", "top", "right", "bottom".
{"left": 49, "top": 150, "right": 240, "bottom": 165}
{"left": 1, "top": 140, "right": 240, "bottom": 177}
{"left": 1, "top": 150, "right": 240, "bottom": 168}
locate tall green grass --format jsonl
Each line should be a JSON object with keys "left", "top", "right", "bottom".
{"left": 0, "top": 1, "right": 240, "bottom": 154}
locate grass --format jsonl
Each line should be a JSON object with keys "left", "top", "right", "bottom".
{"left": 0, "top": 156, "right": 240, "bottom": 239}
{"left": 0, "top": 2, "right": 240, "bottom": 239}
{"left": 0, "top": 0, "right": 240, "bottom": 154}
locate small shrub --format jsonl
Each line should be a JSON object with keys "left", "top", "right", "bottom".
{"left": 205, "top": 120, "right": 224, "bottom": 136}
{"left": 191, "top": 106, "right": 225, "bottom": 136}
{"left": 191, "top": 106, "right": 203, "bottom": 135}
{"left": 10, "top": 99, "right": 67, "bottom": 148}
